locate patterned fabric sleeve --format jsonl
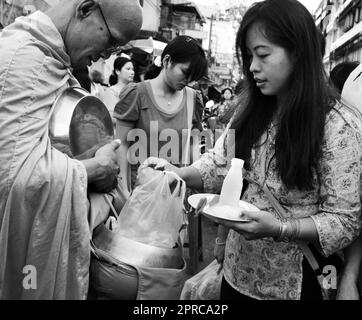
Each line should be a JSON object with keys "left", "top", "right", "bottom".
{"left": 191, "top": 128, "right": 233, "bottom": 194}
{"left": 311, "top": 107, "right": 362, "bottom": 257}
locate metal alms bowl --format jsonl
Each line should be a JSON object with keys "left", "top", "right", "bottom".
{"left": 49, "top": 87, "right": 114, "bottom": 157}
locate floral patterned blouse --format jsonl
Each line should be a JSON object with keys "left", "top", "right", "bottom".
{"left": 192, "top": 102, "right": 362, "bottom": 300}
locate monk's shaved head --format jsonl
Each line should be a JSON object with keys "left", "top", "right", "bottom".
{"left": 101, "top": 0, "right": 143, "bottom": 45}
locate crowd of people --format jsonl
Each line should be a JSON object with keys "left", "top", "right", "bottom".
{"left": 0, "top": 0, "right": 362, "bottom": 301}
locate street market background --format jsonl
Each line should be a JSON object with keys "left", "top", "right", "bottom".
{"left": 193, "top": 0, "right": 320, "bottom": 14}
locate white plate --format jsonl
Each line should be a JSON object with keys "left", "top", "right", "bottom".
{"left": 188, "top": 193, "right": 259, "bottom": 223}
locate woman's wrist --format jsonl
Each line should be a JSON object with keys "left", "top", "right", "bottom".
{"left": 274, "top": 218, "right": 301, "bottom": 242}
{"left": 178, "top": 167, "right": 188, "bottom": 181}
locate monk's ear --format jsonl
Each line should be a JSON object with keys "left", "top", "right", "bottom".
{"left": 76, "top": 0, "right": 98, "bottom": 20}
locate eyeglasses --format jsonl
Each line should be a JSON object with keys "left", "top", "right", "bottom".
{"left": 98, "top": 5, "right": 119, "bottom": 54}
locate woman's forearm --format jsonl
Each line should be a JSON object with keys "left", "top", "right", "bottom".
{"left": 217, "top": 225, "right": 229, "bottom": 241}
{"left": 296, "top": 217, "right": 320, "bottom": 246}
{"left": 179, "top": 166, "right": 204, "bottom": 190}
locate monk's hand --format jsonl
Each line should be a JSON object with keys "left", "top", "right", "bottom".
{"left": 89, "top": 139, "right": 121, "bottom": 193}
{"left": 215, "top": 210, "right": 280, "bottom": 241}
{"left": 74, "top": 136, "right": 113, "bottom": 160}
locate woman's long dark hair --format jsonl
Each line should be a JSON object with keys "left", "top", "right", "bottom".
{"left": 232, "top": 0, "right": 336, "bottom": 190}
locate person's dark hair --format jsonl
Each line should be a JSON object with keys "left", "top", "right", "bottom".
{"left": 235, "top": 78, "right": 246, "bottom": 95}
{"left": 90, "top": 70, "right": 105, "bottom": 84}
{"left": 232, "top": 0, "right": 337, "bottom": 190}
{"left": 147, "top": 36, "right": 208, "bottom": 81}
{"left": 330, "top": 61, "right": 360, "bottom": 94}
{"left": 222, "top": 87, "right": 233, "bottom": 96}
{"left": 221, "top": 87, "right": 233, "bottom": 102}
{"left": 144, "top": 63, "right": 161, "bottom": 80}
{"left": 109, "top": 57, "right": 133, "bottom": 86}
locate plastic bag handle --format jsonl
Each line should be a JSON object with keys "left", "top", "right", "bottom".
{"left": 103, "top": 194, "right": 119, "bottom": 219}
{"left": 164, "top": 171, "right": 186, "bottom": 199}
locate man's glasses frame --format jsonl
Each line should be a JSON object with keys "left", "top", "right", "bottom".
{"left": 98, "top": 4, "right": 119, "bottom": 54}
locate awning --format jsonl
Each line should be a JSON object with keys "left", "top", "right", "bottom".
{"left": 129, "top": 37, "right": 168, "bottom": 56}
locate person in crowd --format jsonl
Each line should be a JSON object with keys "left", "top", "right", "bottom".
{"left": 142, "top": 0, "right": 362, "bottom": 300}
{"left": 114, "top": 35, "right": 207, "bottom": 194}
{"left": 102, "top": 56, "right": 135, "bottom": 117}
{"left": 90, "top": 69, "right": 108, "bottom": 87}
{"left": 143, "top": 56, "right": 163, "bottom": 81}
{"left": 330, "top": 61, "right": 360, "bottom": 94}
{"left": 337, "top": 62, "right": 362, "bottom": 300}
{"left": 0, "top": 0, "right": 142, "bottom": 299}
{"left": 199, "top": 81, "right": 210, "bottom": 106}
{"left": 89, "top": 69, "right": 109, "bottom": 98}
{"left": 341, "top": 62, "right": 362, "bottom": 111}
{"left": 199, "top": 82, "right": 213, "bottom": 128}
{"left": 337, "top": 235, "right": 362, "bottom": 300}
{"left": 203, "top": 102, "right": 218, "bottom": 132}
{"left": 216, "top": 87, "right": 236, "bottom": 129}
{"left": 202, "top": 86, "right": 223, "bottom": 134}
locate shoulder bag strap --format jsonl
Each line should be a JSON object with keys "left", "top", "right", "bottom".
{"left": 183, "top": 87, "right": 195, "bottom": 166}
{"left": 261, "top": 183, "right": 328, "bottom": 297}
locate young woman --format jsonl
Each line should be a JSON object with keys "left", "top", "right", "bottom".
{"left": 330, "top": 61, "right": 360, "bottom": 94}
{"left": 142, "top": 0, "right": 362, "bottom": 300}
{"left": 114, "top": 36, "right": 207, "bottom": 194}
{"left": 216, "top": 87, "right": 235, "bottom": 128}
{"left": 102, "top": 57, "right": 135, "bottom": 117}
{"left": 336, "top": 62, "right": 362, "bottom": 300}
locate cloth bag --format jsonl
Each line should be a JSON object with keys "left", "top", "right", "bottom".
{"left": 90, "top": 234, "right": 188, "bottom": 300}
{"left": 89, "top": 170, "right": 188, "bottom": 300}
{"left": 180, "top": 260, "right": 223, "bottom": 300}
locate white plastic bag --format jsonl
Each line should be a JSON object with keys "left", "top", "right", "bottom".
{"left": 116, "top": 169, "right": 186, "bottom": 248}
{"left": 180, "top": 260, "right": 223, "bottom": 300}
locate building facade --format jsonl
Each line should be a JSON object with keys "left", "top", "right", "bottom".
{"left": 159, "top": 0, "right": 207, "bottom": 44}
{"left": 315, "top": 0, "right": 362, "bottom": 71}
{"left": 141, "top": 0, "right": 162, "bottom": 34}
{"left": 198, "top": 3, "right": 246, "bottom": 89}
